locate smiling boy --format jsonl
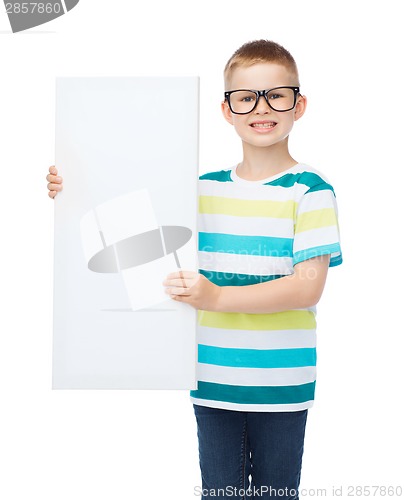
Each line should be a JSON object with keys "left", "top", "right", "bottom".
{"left": 47, "top": 40, "right": 342, "bottom": 500}
{"left": 162, "top": 40, "right": 342, "bottom": 499}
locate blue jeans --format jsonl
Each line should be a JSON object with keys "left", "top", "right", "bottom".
{"left": 193, "top": 405, "right": 308, "bottom": 499}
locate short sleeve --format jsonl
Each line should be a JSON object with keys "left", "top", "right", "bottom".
{"left": 293, "top": 181, "right": 342, "bottom": 267}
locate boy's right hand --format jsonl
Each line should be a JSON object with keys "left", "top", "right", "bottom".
{"left": 46, "top": 166, "right": 63, "bottom": 199}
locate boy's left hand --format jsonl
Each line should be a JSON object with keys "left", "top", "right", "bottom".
{"left": 163, "top": 271, "right": 221, "bottom": 311}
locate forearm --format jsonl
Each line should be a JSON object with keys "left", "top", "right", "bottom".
{"left": 214, "top": 255, "right": 330, "bottom": 314}
{"left": 164, "top": 255, "right": 330, "bottom": 313}
{"left": 215, "top": 274, "right": 309, "bottom": 314}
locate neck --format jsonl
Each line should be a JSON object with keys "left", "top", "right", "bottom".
{"left": 238, "top": 139, "right": 298, "bottom": 181}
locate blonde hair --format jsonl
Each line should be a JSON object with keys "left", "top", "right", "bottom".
{"left": 224, "top": 39, "right": 300, "bottom": 89}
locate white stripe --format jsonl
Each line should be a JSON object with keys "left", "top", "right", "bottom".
{"left": 197, "top": 364, "right": 316, "bottom": 386}
{"left": 190, "top": 397, "right": 314, "bottom": 412}
{"left": 293, "top": 226, "right": 340, "bottom": 253}
{"left": 198, "top": 213, "right": 294, "bottom": 238}
{"left": 198, "top": 163, "right": 330, "bottom": 200}
{"left": 197, "top": 326, "right": 316, "bottom": 349}
{"left": 199, "top": 179, "right": 306, "bottom": 202}
{"left": 198, "top": 251, "right": 293, "bottom": 277}
{"left": 296, "top": 189, "right": 337, "bottom": 215}
{"left": 228, "top": 163, "right": 324, "bottom": 188}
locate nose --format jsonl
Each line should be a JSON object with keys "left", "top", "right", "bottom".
{"left": 255, "top": 94, "right": 271, "bottom": 113}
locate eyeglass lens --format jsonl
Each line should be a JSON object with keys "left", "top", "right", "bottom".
{"left": 229, "top": 88, "right": 296, "bottom": 114}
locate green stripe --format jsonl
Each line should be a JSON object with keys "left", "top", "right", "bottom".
{"left": 199, "top": 170, "right": 232, "bottom": 182}
{"left": 306, "top": 183, "right": 335, "bottom": 194}
{"left": 330, "top": 254, "right": 343, "bottom": 267}
{"left": 198, "top": 169, "right": 335, "bottom": 196}
{"left": 264, "top": 172, "right": 335, "bottom": 195}
{"left": 199, "top": 195, "right": 296, "bottom": 218}
{"left": 199, "top": 345, "right": 316, "bottom": 368}
{"left": 199, "top": 269, "right": 284, "bottom": 287}
{"left": 191, "top": 381, "right": 316, "bottom": 405}
{"left": 198, "top": 310, "right": 316, "bottom": 330}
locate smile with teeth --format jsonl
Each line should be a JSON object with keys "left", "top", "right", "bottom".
{"left": 250, "top": 121, "right": 277, "bottom": 128}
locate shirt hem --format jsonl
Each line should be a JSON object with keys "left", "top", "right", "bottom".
{"left": 190, "top": 396, "right": 314, "bottom": 412}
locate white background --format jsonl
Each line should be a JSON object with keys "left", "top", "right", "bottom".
{"left": 0, "top": 1, "right": 403, "bottom": 499}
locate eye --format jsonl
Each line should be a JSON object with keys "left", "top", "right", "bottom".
{"left": 268, "top": 93, "right": 283, "bottom": 100}
{"left": 232, "top": 91, "right": 257, "bottom": 103}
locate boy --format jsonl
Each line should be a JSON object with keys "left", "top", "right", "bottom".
{"left": 47, "top": 40, "right": 342, "bottom": 499}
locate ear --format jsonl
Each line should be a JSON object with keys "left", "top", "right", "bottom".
{"left": 294, "top": 94, "right": 307, "bottom": 122}
{"left": 221, "top": 100, "right": 234, "bottom": 126}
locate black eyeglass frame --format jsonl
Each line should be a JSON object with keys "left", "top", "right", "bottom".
{"left": 224, "top": 86, "right": 300, "bottom": 114}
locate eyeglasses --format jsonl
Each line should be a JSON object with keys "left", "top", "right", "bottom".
{"left": 224, "top": 86, "right": 300, "bottom": 114}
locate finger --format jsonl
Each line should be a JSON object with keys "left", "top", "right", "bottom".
{"left": 178, "top": 270, "right": 187, "bottom": 289}
{"left": 165, "top": 286, "right": 191, "bottom": 296}
{"left": 47, "top": 182, "right": 63, "bottom": 192}
{"left": 46, "top": 174, "right": 63, "bottom": 183}
{"left": 48, "top": 166, "right": 58, "bottom": 178}
{"left": 168, "top": 279, "right": 198, "bottom": 290}
{"left": 48, "top": 190, "right": 57, "bottom": 199}
{"left": 164, "top": 278, "right": 191, "bottom": 288}
{"left": 169, "top": 293, "right": 188, "bottom": 303}
{"left": 166, "top": 270, "right": 196, "bottom": 280}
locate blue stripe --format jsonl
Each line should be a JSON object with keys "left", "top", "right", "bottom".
{"left": 198, "top": 345, "right": 316, "bottom": 368}
{"left": 199, "top": 269, "right": 284, "bottom": 287}
{"left": 293, "top": 243, "right": 342, "bottom": 266}
{"left": 191, "top": 381, "right": 316, "bottom": 405}
{"left": 199, "top": 232, "right": 293, "bottom": 257}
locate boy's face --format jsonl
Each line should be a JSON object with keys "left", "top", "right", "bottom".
{"left": 222, "top": 62, "right": 306, "bottom": 151}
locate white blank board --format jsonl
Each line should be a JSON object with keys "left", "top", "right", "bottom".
{"left": 53, "top": 77, "right": 199, "bottom": 389}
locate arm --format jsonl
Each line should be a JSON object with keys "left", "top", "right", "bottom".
{"left": 163, "top": 254, "right": 330, "bottom": 314}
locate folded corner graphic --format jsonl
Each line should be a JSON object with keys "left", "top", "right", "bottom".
{"left": 5, "top": 0, "right": 80, "bottom": 33}
{"left": 80, "top": 189, "right": 193, "bottom": 311}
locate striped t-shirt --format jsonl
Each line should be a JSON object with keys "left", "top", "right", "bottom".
{"left": 190, "top": 163, "right": 342, "bottom": 412}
